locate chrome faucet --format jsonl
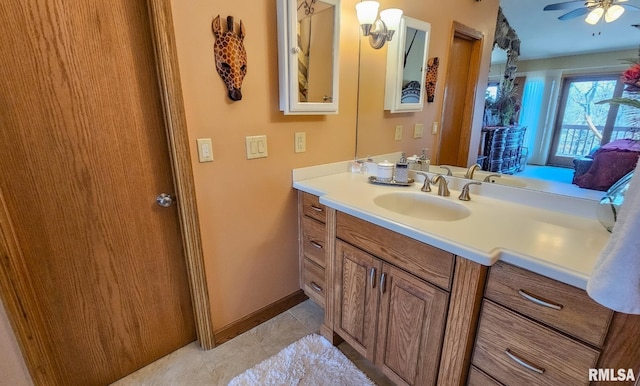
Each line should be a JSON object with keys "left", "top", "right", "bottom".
{"left": 416, "top": 172, "right": 432, "bottom": 192}
{"left": 458, "top": 181, "right": 482, "bottom": 201}
{"left": 439, "top": 166, "right": 453, "bottom": 176}
{"left": 464, "top": 164, "right": 481, "bottom": 179}
{"left": 483, "top": 174, "right": 501, "bottom": 183}
{"left": 431, "top": 174, "right": 450, "bottom": 196}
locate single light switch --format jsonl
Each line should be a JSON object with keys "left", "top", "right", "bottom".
{"left": 414, "top": 123, "right": 424, "bottom": 139}
{"left": 395, "top": 125, "right": 403, "bottom": 141}
{"left": 196, "top": 138, "right": 213, "bottom": 162}
{"left": 295, "top": 132, "right": 306, "bottom": 153}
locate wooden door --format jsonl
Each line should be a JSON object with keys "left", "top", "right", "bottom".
{"left": 375, "top": 264, "right": 448, "bottom": 386}
{"left": 0, "top": 1, "right": 196, "bottom": 385}
{"left": 334, "top": 241, "right": 381, "bottom": 361}
{"left": 439, "top": 24, "right": 483, "bottom": 167}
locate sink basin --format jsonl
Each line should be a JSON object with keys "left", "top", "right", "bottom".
{"left": 373, "top": 192, "right": 471, "bottom": 221}
{"left": 452, "top": 172, "right": 528, "bottom": 188}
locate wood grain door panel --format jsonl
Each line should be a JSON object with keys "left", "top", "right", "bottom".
{"left": 334, "top": 241, "right": 380, "bottom": 361}
{"left": 375, "top": 263, "right": 448, "bottom": 386}
{"left": 0, "top": 1, "right": 195, "bottom": 384}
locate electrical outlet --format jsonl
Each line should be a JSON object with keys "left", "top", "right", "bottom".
{"left": 432, "top": 122, "right": 439, "bottom": 135}
{"left": 245, "top": 135, "right": 268, "bottom": 159}
{"left": 414, "top": 123, "right": 424, "bottom": 139}
{"left": 196, "top": 138, "right": 213, "bottom": 162}
{"left": 294, "top": 132, "right": 306, "bottom": 153}
{"left": 395, "top": 125, "right": 403, "bottom": 141}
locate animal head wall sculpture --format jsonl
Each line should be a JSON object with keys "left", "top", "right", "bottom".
{"left": 212, "top": 15, "right": 247, "bottom": 101}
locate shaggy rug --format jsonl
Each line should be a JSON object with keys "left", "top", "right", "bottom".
{"left": 228, "top": 334, "right": 375, "bottom": 386}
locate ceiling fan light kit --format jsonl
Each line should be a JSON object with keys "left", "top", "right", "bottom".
{"left": 544, "top": 0, "right": 634, "bottom": 25}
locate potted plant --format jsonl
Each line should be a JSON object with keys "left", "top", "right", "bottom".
{"left": 484, "top": 78, "right": 520, "bottom": 127}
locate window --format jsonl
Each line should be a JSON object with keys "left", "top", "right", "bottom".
{"left": 547, "top": 74, "right": 639, "bottom": 167}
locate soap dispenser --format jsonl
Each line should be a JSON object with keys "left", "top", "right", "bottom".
{"left": 395, "top": 152, "right": 409, "bottom": 183}
{"left": 419, "top": 148, "right": 431, "bottom": 172}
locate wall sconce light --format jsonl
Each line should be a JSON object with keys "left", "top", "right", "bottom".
{"left": 355, "top": 1, "right": 403, "bottom": 49}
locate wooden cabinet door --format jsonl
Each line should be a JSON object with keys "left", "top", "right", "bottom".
{"left": 335, "top": 241, "right": 381, "bottom": 360}
{"left": 375, "top": 263, "right": 449, "bottom": 386}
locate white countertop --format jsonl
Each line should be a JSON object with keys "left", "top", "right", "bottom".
{"left": 293, "top": 167, "right": 611, "bottom": 290}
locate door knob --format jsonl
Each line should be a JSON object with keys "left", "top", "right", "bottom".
{"left": 156, "top": 193, "right": 174, "bottom": 208}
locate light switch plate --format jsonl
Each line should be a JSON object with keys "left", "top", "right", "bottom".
{"left": 245, "top": 135, "right": 268, "bottom": 159}
{"left": 414, "top": 123, "right": 424, "bottom": 139}
{"left": 196, "top": 138, "right": 213, "bottom": 162}
{"left": 395, "top": 125, "right": 403, "bottom": 141}
{"left": 294, "top": 132, "right": 306, "bottom": 153}
{"left": 432, "top": 122, "right": 439, "bottom": 135}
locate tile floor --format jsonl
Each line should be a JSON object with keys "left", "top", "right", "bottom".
{"left": 112, "top": 300, "right": 393, "bottom": 385}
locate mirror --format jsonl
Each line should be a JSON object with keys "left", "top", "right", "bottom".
{"left": 277, "top": 0, "right": 340, "bottom": 114}
{"left": 353, "top": 0, "right": 638, "bottom": 200}
{"left": 384, "top": 16, "right": 431, "bottom": 113}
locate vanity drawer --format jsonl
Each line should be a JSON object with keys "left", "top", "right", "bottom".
{"left": 302, "top": 258, "right": 325, "bottom": 307}
{"left": 467, "top": 366, "right": 503, "bottom": 386}
{"left": 302, "top": 192, "right": 326, "bottom": 223}
{"left": 485, "top": 262, "right": 612, "bottom": 347}
{"left": 472, "top": 300, "right": 600, "bottom": 386}
{"left": 336, "top": 212, "right": 453, "bottom": 290}
{"left": 301, "top": 216, "right": 326, "bottom": 268}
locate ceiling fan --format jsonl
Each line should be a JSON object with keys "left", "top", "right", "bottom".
{"left": 543, "top": 0, "right": 639, "bottom": 24}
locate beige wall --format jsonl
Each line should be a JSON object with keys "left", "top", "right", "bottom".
{"left": 170, "top": 0, "right": 500, "bottom": 330}
{"left": 490, "top": 48, "right": 637, "bottom": 76}
{"left": 0, "top": 298, "right": 33, "bottom": 386}
{"left": 170, "top": 0, "right": 359, "bottom": 330}
{"left": 355, "top": 0, "right": 500, "bottom": 165}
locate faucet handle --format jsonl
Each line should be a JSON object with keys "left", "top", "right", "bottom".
{"left": 416, "top": 172, "right": 431, "bottom": 192}
{"left": 483, "top": 174, "right": 502, "bottom": 182}
{"left": 459, "top": 181, "right": 482, "bottom": 201}
{"left": 439, "top": 166, "right": 453, "bottom": 176}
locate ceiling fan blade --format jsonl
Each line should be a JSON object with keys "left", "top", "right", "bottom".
{"left": 544, "top": 1, "right": 591, "bottom": 11}
{"left": 621, "top": 3, "right": 640, "bottom": 10}
{"left": 558, "top": 7, "right": 593, "bottom": 20}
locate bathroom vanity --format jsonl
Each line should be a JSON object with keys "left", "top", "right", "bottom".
{"left": 294, "top": 166, "right": 640, "bottom": 386}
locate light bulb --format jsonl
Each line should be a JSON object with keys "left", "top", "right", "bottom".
{"left": 379, "top": 8, "right": 403, "bottom": 31}
{"left": 355, "top": 1, "right": 380, "bottom": 25}
{"left": 585, "top": 7, "right": 604, "bottom": 25}
{"left": 605, "top": 5, "right": 625, "bottom": 23}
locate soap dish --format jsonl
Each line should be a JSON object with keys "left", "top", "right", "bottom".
{"left": 368, "top": 176, "right": 415, "bottom": 186}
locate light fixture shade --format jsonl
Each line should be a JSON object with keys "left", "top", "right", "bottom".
{"left": 605, "top": 4, "right": 625, "bottom": 23}
{"left": 585, "top": 7, "right": 604, "bottom": 25}
{"left": 355, "top": 1, "right": 380, "bottom": 25}
{"left": 379, "top": 8, "right": 403, "bottom": 31}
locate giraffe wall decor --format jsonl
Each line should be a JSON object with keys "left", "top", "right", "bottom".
{"left": 212, "top": 15, "right": 247, "bottom": 101}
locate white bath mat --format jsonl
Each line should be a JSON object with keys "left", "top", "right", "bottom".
{"left": 228, "top": 334, "right": 375, "bottom": 386}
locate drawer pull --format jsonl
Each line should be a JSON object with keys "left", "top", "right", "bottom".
{"left": 505, "top": 349, "right": 545, "bottom": 374}
{"left": 370, "top": 267, "right": 377, "bottom": 289}
{"left": 518, "top": 290, "right": 563, "bottom": 311}
{"left": 310, "top": 240, "right": 323, "bottom": 249}
{"left": 310, "top": 281, "right": 323, "bottom": 292}
{"left": 310, "top": 205, "right": 323, "bottom": 212}
{"left": 380, "top": 273, "right": 387, "bottom": 295}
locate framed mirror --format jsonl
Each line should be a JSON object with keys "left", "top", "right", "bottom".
{"left": 276, "top": 0, "right": 340, "bottom": 115}
{"left": 384, "top": 16, "right": 431, "bottom": 113}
